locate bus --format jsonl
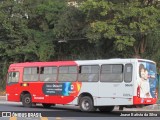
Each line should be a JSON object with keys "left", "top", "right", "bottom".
{"left": 6, "top": 58, "right": 159, "bottom": 112}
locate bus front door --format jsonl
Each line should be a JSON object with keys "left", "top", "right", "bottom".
{"left": 6, "top": 67, "right": 21, "bottom": 102}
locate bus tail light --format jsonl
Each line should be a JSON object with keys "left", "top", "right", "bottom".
{"left": 137, "top": 86, "right": 140, "bottom": 97}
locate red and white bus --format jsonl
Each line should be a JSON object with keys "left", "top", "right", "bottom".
{"left": 6, "top": 59, "right": 159, "bottom": 112}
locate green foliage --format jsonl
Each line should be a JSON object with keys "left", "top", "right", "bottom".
{"left": 143, "top": 28, "right": 160, "bottom": 65}
{"left": 22, "top": 30, "right": 55, "bottom": 61}
{"left": 80, "top": 0, "right": 160, "bottom": 54}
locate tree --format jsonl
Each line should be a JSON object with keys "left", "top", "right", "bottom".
{"left": 80, "top": 0, "right": 160, "bottom": 58}
{"left": 23, "top": 0, "right": 67, "bottom": 61}
{"left": 0, "top": 0, "right": 30, "bottom": 62}
{"left": 0, "top": 0, "right": 68, "bottom": 62}
{"left": 0, "top": 0, "right": 68, "bottom": 89}
{"left": 53, "top": 6, "right": 85, "bottom": 41}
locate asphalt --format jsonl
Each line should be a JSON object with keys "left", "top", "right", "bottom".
{"left": 0, "top": 96, "right": 160, "bottom": 111}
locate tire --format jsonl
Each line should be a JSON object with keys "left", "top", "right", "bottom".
{"left": 79, "top": 96, "right": 96, "bottom": 112}
{"left": 42, "top": 103, "right": 52, "bottom": 108}
{"left": 99, "top": 106, "right": 114, "bottom": 112}
{"left": 22, "top": 94, "right": 32, "bottom": 107}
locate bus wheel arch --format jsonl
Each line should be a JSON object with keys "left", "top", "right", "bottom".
{"left": 78, "top": 92, "right": 96, "bottom": 112}
{"left": 20, "top": 91, "right": 31, "bottom": 101}
{"left": 20, "top": 91, "right": 33, "bottom": 107}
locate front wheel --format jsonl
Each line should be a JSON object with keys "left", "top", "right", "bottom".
{"left": 79, "top": 96, "right": 96, "bottom": 112}
{"left": 22, "top": 94, "right": 32, "bottom": 107}
{"left": 98, "top": 106, "right": 114, "bottom": 112}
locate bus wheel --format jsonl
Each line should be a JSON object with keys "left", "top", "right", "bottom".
{"left": 98, "top": 106, "right": 114, "bottom": 112}
{"left": 79, "top": 96, "right": 96, "bottom": 112}
{"left": 22, "top": 94, "right": 32, "bottom": 107}
{"left": 42, "top": 103, "right": 52, "bottom": 108}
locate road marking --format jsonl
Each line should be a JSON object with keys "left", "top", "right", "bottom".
{"left": 9, "top": 117, "right": 49, "bottom": 120}
{"left": 10, "top": 116, "right": 17, "bottom": 120}
{"left": 41, "top": 117, "right": 48, "bottom": 120}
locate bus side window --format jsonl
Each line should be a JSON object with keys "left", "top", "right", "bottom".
{"left": 79, "top": 66, "right": 82, "bottom": 73}
{"left": 40, "top": 67, "right": 44, "bottom": 74}
{"left": 23, "top": 67, "right": 39, "bottom": 82}
{"left": 58, "top": 66, "right": 77, "bottom": 82}
{"left": 40, "top": 66, "right": 57, "bottom": 82}
{"left": 101, "top": 64, "right": 123, "bottom": 82}
{"left": 78, "top": 65, "right": 99, "bottom": 82}
{"left": 124, "top": 64, "right": 133, "bottom": 83}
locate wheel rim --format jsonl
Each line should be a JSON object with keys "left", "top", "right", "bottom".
{"left": 25, "top": 97, "right": 31, "bottom": 104}
{"left": 82, "top": 99, "right": 90, "bottom": 111}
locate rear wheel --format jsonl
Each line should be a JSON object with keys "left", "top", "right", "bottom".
{"left": 99, "top": 106, "right": 114, "bottom": 112}
{"left": 22, "top": 94, "right": 32, "bottom": 107}
{"left": 79, "top": 96, "right": 96, "bottom": 112}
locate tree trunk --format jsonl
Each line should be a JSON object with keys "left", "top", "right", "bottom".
{"left": 133, "top": 34, "right": 147, "bottom": 58}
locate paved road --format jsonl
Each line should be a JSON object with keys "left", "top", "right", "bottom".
{"left": 0, "top": 96, "right": 160, "bottom": 120}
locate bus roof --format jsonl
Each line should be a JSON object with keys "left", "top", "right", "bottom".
{"left": 9, "top": 61, "right": 76, "bottom": 67}
{"left": 9, "top": 58, "right": 156, "bottom": 67}
{"left": 76, "top": 58, "right": 156, "bottom": 65}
